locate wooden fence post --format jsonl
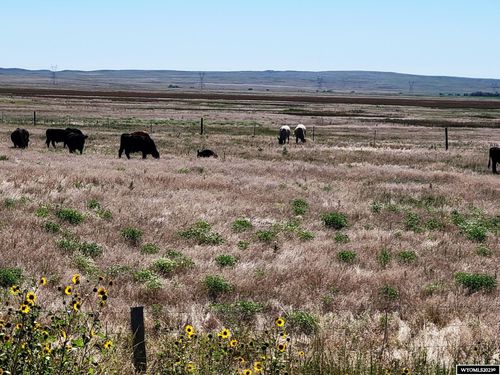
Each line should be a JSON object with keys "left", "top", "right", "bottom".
{"left": 131, "top": 306, "right": 147, "bottom": 373}
{"left": 253, "top": 123, "right": 256, "bottom": 137}
{"left": 312, "top": 126, "right": 315, "bottom": 142}
{"left": 33, "top": 111, "right": 37, "bottom": 126}
{"left": 200, "top": 117, "right": 204, "bottom": 135}
{"left": 445, "top": 127, "right": 449, "bottom": 150}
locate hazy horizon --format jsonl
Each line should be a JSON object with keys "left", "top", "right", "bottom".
{"left": 2, "top": 1, "right": 500, "bottom": 79}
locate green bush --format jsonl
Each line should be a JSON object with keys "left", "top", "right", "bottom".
{"left": 203, "top": 275, "right": 233, "bottom": 299}
{"left": 337, "top": 250, "right": 357, "bottom": 264}
{"left": 287, "top": 310, "right": 319, "bottom": 335}
{"left": 0, "top": 267, "right": 23, "bottom": 287}
{"left": 79, "top": 242, "right": 103, "bottom": 258}
{"left": 3, "top": 198, "right": 17, "bottom": 209}
{"left": 237, "top": 240, "right": 250, "bottom": 250}
{"left": 232, "top": 218, "right": 252, "bottom": 232}
{"left": 455, "top": 272, "right": 496, "bottom": 293}
{"left": 211, "top": 300, "right": 264, "bottom": 324}
{"left": 377, "top": 248, "right": 392, "bottom": 268}
{"left": 56, "top": 208, "right": 85, "bottom": 224}
{"left": 97, "top": 209, "right": 113, "bottom": 220}
{"left": 134, "top": 269, "right": 162, "bottom": 290}
{"left": 405, "top": 211, "right": 422, "bottom": 232}
{"left": 256, "top": 230, "right": 275, "bottom": 242}
{"left": 44, "top": 221, "right": 60, "bottom": 233}
{"left": 87, "top": 199, "right": 101, "bottom": 210}
{"left": 121, "top": 227, "right": 143, "bottom": 245}
{"left": 291, "top": 199, "right": 309, "bottom": 215}
{"left": 322, "top": 211, "right": 348, "bottom": 229}
{"left": 152, "top": 258, "right": 177, "bottom": 276}
{"left": 462, "top": 222, "right": 488, "bottom": 242}
{"left": 35, "top": 205, "right": 50, "bottom": 218}
{"left": 56, "top": 237, "right": 81, "bottom": 253}
{"left": 215, "top": 254, "right": 237, "bottom": 267}
{"left": 141, "top": 243, "right": 160, "bottom": 254}
{"left": 334, "top": 232, "right": 350, "bottom": 243}
{"left": 380, "top": 285, "right": 399, "bottom": 300}
{"left": 178, "top": 221, "right": 224, "bottom": 245}
{"left": 370, "top": 201, "right": 382, "bottom": 213}
{"left": 72, "top": 254, "right": 99, "bottom": 276}
{"left": 297, "top": 229, "right": 315, "bottom": 240}
{"left": 397, "top": 250, "right": 417, "bottom": 264}
{"left": 0, "top": 155, "right": 8, "bottom": 161}
{"left": 476, "top": 245, "right": 492, "bottom": 257}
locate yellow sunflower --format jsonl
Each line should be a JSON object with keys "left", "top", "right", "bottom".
{"left": 9, "top": 285, "right": 20, "bottom": 295}
{"left": 230, "top": 339, "right": 238, "bottom": 347}
{"left": 297, "top": 350, "right": 305, "bottom": 357}
{"left": 185, "top": 324, "right": 195, "bottom": 336}
{"left": 242, "top": 370, "right": 253, "bottom": 375}
{"left": 218, "top": 328, "right": 231, "bottom": 339}
{"left": 64, "top": 286, "right": 73, "bottom": 295}
{"left": 253, "top": 361, "right": 263, "bottom": 372}
{"left": 20, "top": 304, "right": 30, "bottom": 314}
{"left": 43, "top": 344, "right": 51, "bottom": 354}
{"left": 277, "top": 343, "right": 286, "bottom": 352}
{"left": 236, "top": 356, "right": 245, "bottom": 364}
{"left": 275, "top": 317, "right": 285, "bottom": 327}
{"left": 39, "top": 277, "right": 47, "bottom": 286}
{"left": 25, "top": 291, "right": 37, "bottom": 305}
{"left": 73, "top": 301, "right": 82, "bottom": 311}
{"left": 186, "top": 363, "right": 196, "bottom": 373}
{"left": 104, "top": 340, "right": 113, "bottom": 349}
{"left": 71, "top": 274, "right": 81, "bottom": 285}
{"left": 97, "top": 287, "right": 108, "bottom": 299}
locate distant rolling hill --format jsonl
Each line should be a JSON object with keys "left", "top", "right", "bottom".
{"left": 1, "top": 68, "right": 499, "bottom": 96}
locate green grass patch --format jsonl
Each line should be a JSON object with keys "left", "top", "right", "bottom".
{"left": 455, "top": 272, "right": 496, "bottom": 293}
{"left": 322, "top": 211, "right": 348, "bottom": 229}
{"left": 232, "top": 218, "right": 252, "bottom": 233}
{"left": 178, "top": 221, "right": 224, "bottom": 245}
{"left": 56, "top": 208, "right": 85, "bottom": 225}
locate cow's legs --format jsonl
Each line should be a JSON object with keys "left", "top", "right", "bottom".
{"left": 142, "top": 152, "right": 147, "bottom": 159}
{"left": 126, "top": 152, "right": 131, "bottom": 159}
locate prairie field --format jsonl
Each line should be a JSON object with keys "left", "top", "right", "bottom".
{"left": 0, "top": 91, "right": 499, "bottom": 373}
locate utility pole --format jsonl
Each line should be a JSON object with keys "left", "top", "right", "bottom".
{"left": 408, "top": 80, "right": 415, "bottom": 94}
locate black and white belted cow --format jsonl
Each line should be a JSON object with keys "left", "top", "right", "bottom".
{"left": 278, "top": 125, "right": 290, "bottom": 144}
{"left": 294, "top": 124, "right": 306, "bottom": 143}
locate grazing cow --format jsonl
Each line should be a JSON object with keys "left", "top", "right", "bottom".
{"left": 11, "top": 128, "right": 30, "bottom": 148}
{"left": 294, "top": 124, "right": 306, "bottom": 143}
{"left": 119, "top": 133, "right": 160, "bottom": 159}
{"left": 278, "top": 125, "right": 290, "bottom": 144}
{"left": 197, "top": 149, "right": 218, "bottom": 158}
{"left": 488, "top": 146, "right": 500, "bottom": 174}
{"left": 45, "top": 128, "right": 83, "bottom": 148}
{"left": 66, "top": 133, "right": 88, "bottom": 154}
{"left": 131, "top": 131, "right": 150, "bottom": 137}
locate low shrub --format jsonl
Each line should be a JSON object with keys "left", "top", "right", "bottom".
{"left": 455, "top": 272, "right": 496, "bottom": 293}
{"left": 0, "top": 267, "right": 23, "bottom": 287}
{"left": 215, "top": 254, "right": 237, "bottom": 267}
{"left": 232, "top": 218, "right": 252, "bottom": 233}
{"left": 203, "top": 275, "right": 233, "bottom": 299}
{"left": 291, "top": 199, "right": 309, "bottom": 215}
{"left": 322, "top": 211, "right": 348, "bottom": 229}
{"left": 178, "top": 221, "right": 224, "bottom": 245}
{"left": 56, "top": 208, "right": 85, "bottom": 225}
{"left": 121, "top": 226, "right": 143, "bottom": 245}
{"left": 337, "top": 250, "right": 357, "bottom": 264}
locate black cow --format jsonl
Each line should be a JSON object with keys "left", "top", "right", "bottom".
{"left": 119, "top": 133, "right": 160, "bottom": 159}
{"left": 294, "top": 124, "right": 306, "bottom": 144}
{"left": 66, "top": 133, "right": 88, "bottom": 154}
{"left": 45, "top": 128, "right": 83, "bottom": 148}
{"left": 278, "top": 125, "right": 290, "bottom": 145}
{"left": 488, "top": 147, "right": 500, "bottom": 174}
{"left": 11, "top": 128, "right": 30, "bottom": 148}
{"left": 197, "top": 149, "right": 218, "bottom": 158}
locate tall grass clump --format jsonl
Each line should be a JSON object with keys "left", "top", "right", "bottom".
{"left": 203, "top": 275, "right": 233, "bottom": 300}
{"left": 55, "top": 208, "right": 85, "bottom": 225}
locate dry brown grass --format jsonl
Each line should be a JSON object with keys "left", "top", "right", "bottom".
{"left": 0, "top": 93, "right": 499, "bottom": 366}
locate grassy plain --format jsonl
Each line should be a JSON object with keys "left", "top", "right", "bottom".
{"left": 0, "top": 92, "right": 498, "bottom": 373}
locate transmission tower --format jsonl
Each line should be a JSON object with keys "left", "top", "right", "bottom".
{"left": 50, "top": 65, "right": 58, "bottom": 85}
{"left": 199, "top": 72, "right": 205, "bottom": 91}
{"left": 316, "top": 76, "right": 324, "bottom": 91}
{"left": 408, "top": 80, "right": 415, "bottom": 94}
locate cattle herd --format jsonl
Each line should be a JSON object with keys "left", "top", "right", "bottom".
{"left": 6, "top": 125, "right": 500, "bottom": 173}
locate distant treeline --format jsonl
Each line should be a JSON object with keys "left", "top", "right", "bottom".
{"left": 465, "top": 91, "right": 500, "bottom": 97}
{"left": 438, "top": 91, "right": 500, "bottom": 97}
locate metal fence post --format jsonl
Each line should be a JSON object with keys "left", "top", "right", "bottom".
{"left": 131, "top": 306, "right": 147, "bottom": 373}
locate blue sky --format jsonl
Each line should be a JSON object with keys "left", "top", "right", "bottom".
{"left": 1, "top": 1, "right": 499, "bottom": 78}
